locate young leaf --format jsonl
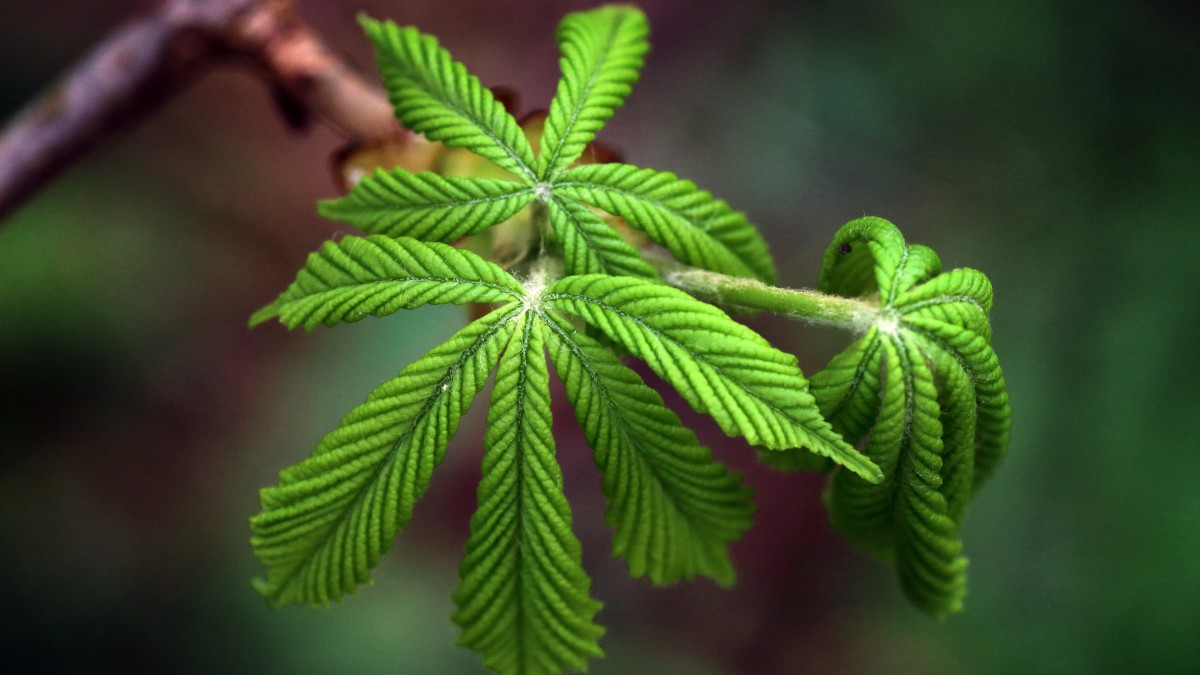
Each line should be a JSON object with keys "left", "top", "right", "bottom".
{"left": 453, "top": 313, "right": 604, "bottom": 675}
{"left": 251, "top": 305, "right": 522, "bottom": 607}
{"left": 318, "top": 169, "right": 535, "bottom": 241}
{"left": 544, "top": 274, "right": 881, "bottom": 482}
{"left": 802, "top": 216, "right": 1011, "bottom": 617}
{"left": 545, "top": 195, "right": 657, "bottom": 278}
{"left": 539, "top": 6, "right": 649, "bottom": 179}
{"left": 361, "top": 16, "right": 538, "bottom": 182}
{"left": 553, "top": 163, "right": 776, "bottom": 282}
{"left": 542, "top": 313, "right": 753, "bottom": 586}
{"left": 249, "top": 236, "right": 524, "bottom": 330}
{"left": 827, "top": 337, "right": 968, "bottom": 618}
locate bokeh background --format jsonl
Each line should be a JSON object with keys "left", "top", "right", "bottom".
{"left": 2, "top": 0, "right": 1198, "bottom": 672}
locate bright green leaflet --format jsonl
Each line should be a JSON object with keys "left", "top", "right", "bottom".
{"left": 331, "top": 8, "right": 774, "bottom": 282}
{"left": 251, "top": 305, "right": 521, "bottom": 606}
{"left": 765, "top": 217, "right": 1011, "bottom": 618}
{"left": 250, "top": 233, "right": 879, "bottom": 671}
{"left": 452, "top": 313, "right": 603, "bottom": 675}
{"left": 541, "top": 311, "right": 753, "bottom": 586}
{"left": 539, "top": 5, "right": 649, "bottom": 180}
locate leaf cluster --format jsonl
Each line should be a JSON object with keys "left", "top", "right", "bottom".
{"left": 319, "top": 8, "right": 776, "bottom": 285}
{"left": 249, "top": 4, "right": 1011, "bottom": 672}
{"left": 764, "top": 217, "right": 1012, "bottom": 618}
{"left": 249, "top": 7, "right": 884, "bottom": 674}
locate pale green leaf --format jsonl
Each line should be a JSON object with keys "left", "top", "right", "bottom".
{"left": 544, "top": 275, "right": 880, "bottom": 482}
{"left": 542, "top": 313, "right": 752, "bottom": 586}
{"left": 545, "top": 195, "right": 657, "bottom": 278}
{"left": 453, "top": 313, "right": 603, "bottom": 675}
{"left": 889, "top": 337, "right": 968, "bottom": 618}
{"left": 251, "top": 236, "right": 522, "bottom": 330}
{"left": 251, "top": 305, "right": 522, "bottom": 607}
{"left": 539, "top": 6, "right": 649, "bottom": 179}
{"left": 318, "top": 170, "right": 535, "bottom": 241}
{"left": 554, "top": 163, "right": 776, "bottom": 283}
{"left": 361, "top": 16, "right": 537, "bottom": 181}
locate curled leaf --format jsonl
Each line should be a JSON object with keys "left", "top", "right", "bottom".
{"left": 779, "top": 217, "right": 1011, "bottom": 618}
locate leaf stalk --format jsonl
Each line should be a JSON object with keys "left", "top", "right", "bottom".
{"left": 651, "top": 253, "right": 879, "bottom": 333}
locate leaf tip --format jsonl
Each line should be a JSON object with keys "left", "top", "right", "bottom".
{"left": 248, "top": 300, "right": 282, "bottom": 328}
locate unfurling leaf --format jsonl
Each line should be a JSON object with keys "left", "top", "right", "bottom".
{"left": 792, "top": 216, "right": 1011, "bottom": 618}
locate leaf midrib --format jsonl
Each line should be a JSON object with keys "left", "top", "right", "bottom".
{"left": 338, "top": 183, "right": 534, "bottom": 213}
{"left": 286, "top": 275, "right": 523, "bottom": 309}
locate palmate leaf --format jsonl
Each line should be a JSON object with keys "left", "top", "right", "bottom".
{"left": 798, "top": 216, "right": 1011, "bottom": 618}
{"left": 541, "top": 313, "right": 753, "bottom": 586}
{"left": 344, "top": 8, "right": 776, "bottom": 289}
{"left": 318, "top": 170, "right": 535, "bottom": 242}
{"left": 553, "top": 163, "right": 777, "bottom": 283}
{"left": 252, "top": 233, "right": 832, "bottom": 672}
{"left": 361, "top": 16, "right": 537, "bottom": 182}
{"left": 251, "top": 305, "right": 522, "bottom": 606}
{"left": 453, "top": 313, "right": 604, "bottom": 675}
{"left": 539, "top": 6, "right": 649, "bottom": 180}
{"left": 544, "top": 274, "right": 881, "bottom": 482}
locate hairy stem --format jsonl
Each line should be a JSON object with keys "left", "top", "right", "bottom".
{"left": 650, "top": 253, "right": 879, "bottom": 333}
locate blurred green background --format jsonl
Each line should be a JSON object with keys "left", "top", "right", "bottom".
{"left": 2, "top": 0, "right": 1198, "bottom": 672}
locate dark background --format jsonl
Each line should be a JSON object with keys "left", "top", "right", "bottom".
{"left": 2, "top": 0, "right": 1198, "bottom": 672}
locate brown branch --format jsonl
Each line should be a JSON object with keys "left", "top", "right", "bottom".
{"left": 0, "top": 0, "right": 401, "bottom": 221}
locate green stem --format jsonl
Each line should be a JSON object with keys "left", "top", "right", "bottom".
{"left": 650, "top": 254, "right": 879, "bottom": 333}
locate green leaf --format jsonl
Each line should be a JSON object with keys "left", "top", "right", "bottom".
{"left": 453, "top": 313, "right": 603, "bottom": 675}
{"left": 251, "top": 236, "right": 523, "bottom": 330}
{"left": 827, "top": 337, "right": 967, "bottom": 618}
{"left": 760, "top": 331, "right": 883, "bottom": 473}
{"left": 542, "top": 313, "right": 753, "bottom": 586}
{"left": 545, "top": 195, "right": 657, "bottom": 278}
{"left": 544, "top": 274, "right": 880, "bottom": 482}
{"left": 318, "top": 170, "right": 535, "bottom": 241}
{"left": 901, "top": 315, "right": 1010, "bottom": 489}
{"left": 554, "top": 163, "right": 776, "bottom": 283}
{"left": 927, "top": 343, "right": 977, "bottom": 526}
{"left": 803, "top": 216, "right": 1011, "bottom": 617}
{"left": 819, "top": 215, "right": 908, "bottom": 300}
{"left": 539, "top": 6, "right": 649, "bottom": 179}
{"left": 251, "top": 305, "right": 522, "bottom": 607}
{"left": 361, "top": 16, "right": 537, "bottom": 181}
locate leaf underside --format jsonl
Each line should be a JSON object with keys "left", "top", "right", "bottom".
{"left": 806, "top": 216, "right": 1011, "bottom": 618}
